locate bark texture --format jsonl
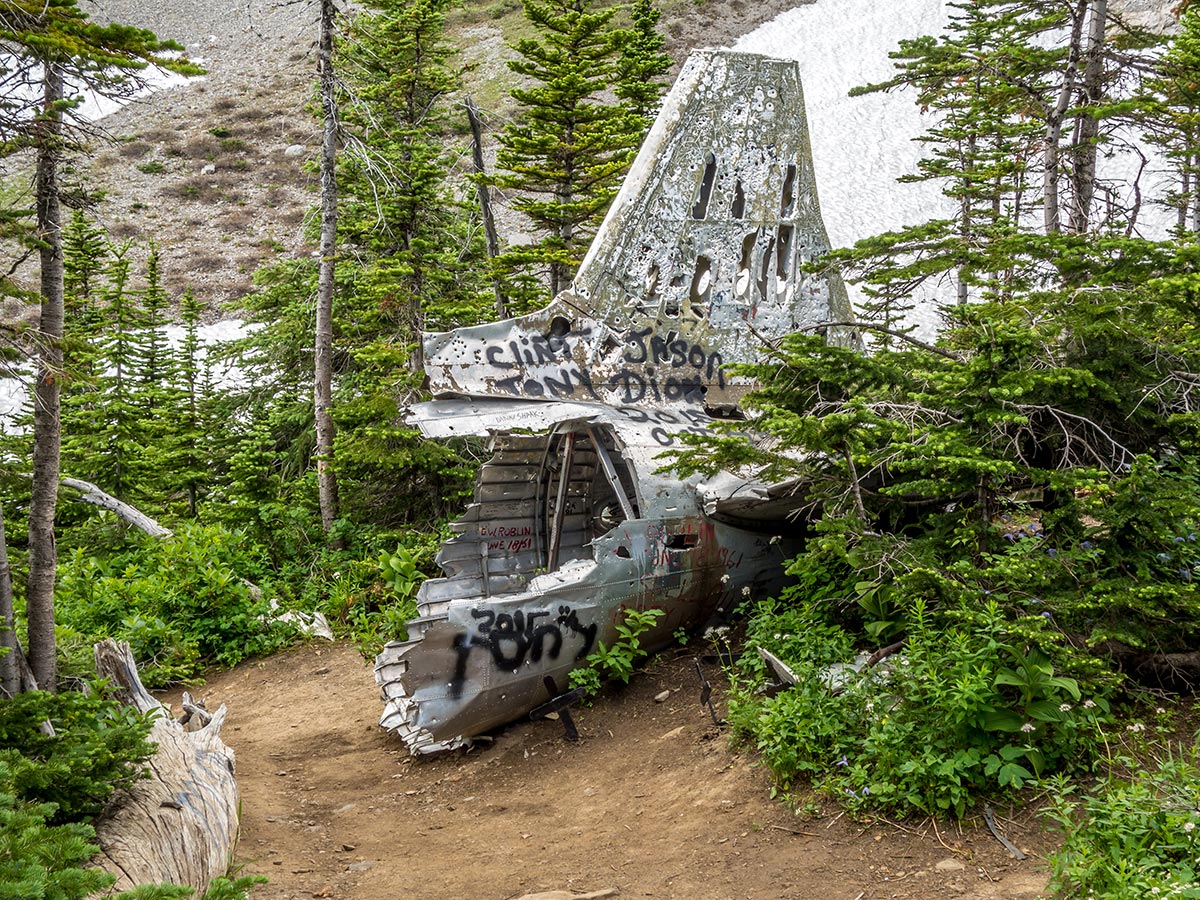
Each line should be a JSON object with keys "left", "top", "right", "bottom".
{"left": 92, "top": 639, "right": 239, "bottom": 895}
{"left": 1069, "top": 0, "right": 1109, "bottom": 233}
{"left": 466, "top": 94, "right": 506, "bottom": 320}
{"left": 315, "top": 0, "right": 341, "bottom": 539}
{"left": 28, "top": 62, "right": 65, "bottom": 691}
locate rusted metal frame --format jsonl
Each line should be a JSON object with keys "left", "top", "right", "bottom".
{"left": 547, "top": 431, "right": 577, "bottom": 571}
{"left": 479, "top": 541, "right": 490, "bottom": 598}
{"left": 587, "top": 427, "right": 636, "bottom": 522}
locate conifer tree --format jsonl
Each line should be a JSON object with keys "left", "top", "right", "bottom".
{"left": 339, "top": 0, "right": 487, "bottom": 372}
{"left": 614, "top": 0, "right": 671, "bottom": 148}
{"left": 495, "top": 0, "right": 644, "bottom": 307}
{"left": 0, "top": 0, "right": 197, "bottom": 690}
{"left": 176, "top": 288, "right": 210, "bottom": 519}
{"left": 1140, "top": 7, "right": 1200, "bottom": 232}
{"left": 315, "top": 0, "right": 343, "bottom": 544}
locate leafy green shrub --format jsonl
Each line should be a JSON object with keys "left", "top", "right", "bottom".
{"left": 1045, "top": 740, "right": 1200, "bottom": 899}
{"left": 0, "top": 688, "right": 156, "bottom": 824}
{"left": 569, "top": 608, "right": 664, "bottom": 696}
{"left": 55, "top": 524, "right": 292, "bottom": 686}
{"left": 730, "top": 590, "right": 1112, "bottom": 818}
{"left": 137, "top": 160, "right": 167, "bottom": 174}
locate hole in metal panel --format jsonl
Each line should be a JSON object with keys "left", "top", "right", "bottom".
{"left": 691, "top": 151, "right": 717, "bottom": 220}
{"left": 780, "top": 162, "right": 797, "bottom": 216}
{"left": 665, "top": 533, "right": 699, "bottom": 550}
{"left": 690, "top": 255, "right": 712, "bottom": 318}
{"left": 737, "top": 232, "right": 756, "bottom": 298}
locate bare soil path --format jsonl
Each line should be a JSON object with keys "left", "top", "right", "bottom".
{"left": 166, "top": 642, "right": 1056, "bottom": 900}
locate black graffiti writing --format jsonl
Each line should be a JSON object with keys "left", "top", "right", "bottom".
{"left": 616, "top": 370, "right": 713, "bottom": 405}
{"left": 485, "top": 328, "right": 593, "bottom": 371}
{"left": 622, "top": 328, "right": 724, "bottom": 381}
{"left": 556, "top": 606, "right": 598, "bottom": 661}
{"left": 494, "top": 366, "right": 600, "bottom": 400}
{"left": 480, "top": 322, "right": 726, "bottom": 404}
{"left": 450, "top": 605, "right": 600, "bottom": 695}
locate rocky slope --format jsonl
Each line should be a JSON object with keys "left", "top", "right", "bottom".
{"left": 66, "top": 0, "right": 816, "bottom": 316}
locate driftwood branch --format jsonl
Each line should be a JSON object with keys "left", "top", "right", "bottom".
{"left": 865, "top": 639, "right": 907, "bottom": 668}
{"left": 60, "top": 478, "right": 174, "bottom": 537}
{"left": 92, "top": 639, "right": 238, "bottom": 895}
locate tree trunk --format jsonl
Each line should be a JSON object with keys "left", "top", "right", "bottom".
{"left": 0, "top": 503, "right": 18, "bottom": 697}
{"left": 28, "top": 61, "right": 65, "bottom": 692}
{"left": 1044, "top": 1, "right": 1088, "bottom": 234}
{"left": 1068, "top": 0, "right": 1108, "bottom": 234}
{"left": 465, "top": 95, "right": 506, "bottom": 320}
{"left": 315, "top": 0, "right": 341, "bottom": 541}
{"left": 92, "top": 640, "right": 239, "bottom": 895}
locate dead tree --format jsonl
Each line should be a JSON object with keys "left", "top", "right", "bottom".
{"left": 92, "top": 639, "right": 239, "bottom": 895}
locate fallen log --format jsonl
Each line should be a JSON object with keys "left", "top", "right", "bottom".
{"left": 92, "top": 639, "right": 239, "bottom": 895}
{"left": 61, "top": 477, "right": 173, "bottom": 537}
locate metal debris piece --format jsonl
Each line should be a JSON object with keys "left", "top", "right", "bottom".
{"left": 757, "top": 647, "right": 798, "bottom": 687}
{"left": 695, "top": 660, "right": 723, "bottom": 727}
{"left": 530, "top": 675, "right": 585, "bottom": 741}
{"left": 375, "top": 49, "right": 853, "bottom": 755}
{"left": 983, "top": 806, "right": 1028, "bottom": 860}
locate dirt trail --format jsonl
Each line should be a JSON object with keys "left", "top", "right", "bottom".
{"left": 170, "top": 642, "right": 1054, "bottom": 900}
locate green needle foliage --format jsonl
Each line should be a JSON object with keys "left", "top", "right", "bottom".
{"left": 494, "top": 0, "right": 666, "bottom": 309}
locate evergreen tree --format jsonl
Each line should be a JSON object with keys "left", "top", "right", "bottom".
{"left": 339, "top": 0, "right": 488, "bottom": 372}
{"left": 829, "top": 0, "right": 1159, "bottom": 330}
{"left": 495, "top": 0, "right": 644, "bottom": 307}
{"left": 176, "top": 288, "right": 211, "bottom": 519}
{"left": 1140, "top": 7, "right": 1200, "bottom": 233}
{"left": 0, "top": 0, "right": 198, "bottom": 690}
{"left": 315, "top": 0, "right": 342, "bottom": 544}
{"left": 614, "top": 0, "right": 671, "bottom": 148}
{"left": 128, "top": 245, "right": 179, "bottom": 508}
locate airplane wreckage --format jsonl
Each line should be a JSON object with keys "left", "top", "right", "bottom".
{"left": 374, "top": 49, "right": 858, "bottom": 755}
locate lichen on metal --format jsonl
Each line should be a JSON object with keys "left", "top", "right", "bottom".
{"left": 376, "top": 50, "right": 853, "bottom": 755}
{"left": 421, "top": 49, "right": 854, "bottom": 413}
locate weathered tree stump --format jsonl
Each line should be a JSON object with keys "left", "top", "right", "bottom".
{"left": 92, "top": 639, "right": 239, "bottom": 894}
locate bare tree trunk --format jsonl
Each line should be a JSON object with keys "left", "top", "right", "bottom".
{"left": 315, "top": 0, "right": 341, "bottom": 541}
{"left": 1069, "top": 0, "right": 1108, "bottom": 234}
{"left": 28, "top": 62, "right": 64, "bottom": 692}
{"left": 0, "top": 502, "right": 18, "bottom": 697}
{"left": 465, "top": 95, "right": 506, "bottom": 320}
{"left": 1044, "top": 1, "right": 1088, "bottom": 234}
{"left": 1192, "top": 147, "right": 1200, "bottom": 234}
{"left": 1180, "top": 159, "right": 1191, "bottom": 232}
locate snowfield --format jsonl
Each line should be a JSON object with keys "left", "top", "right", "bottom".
{"left": 735, "top": 0, "right": 955, "bottom": 330}
{"left": 735, "top": 0, "right": 1174, "bottom": 332}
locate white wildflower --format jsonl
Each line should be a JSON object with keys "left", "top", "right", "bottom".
{"left": 741, "top": 585, "right": 752, "bottom": 597}
{"left": 1127, "top": 722, "right": 1146, "bottom": 733}
{"left": 1157, "top": 707, "right": 1167, "bottom": 715}
{"left": 1059, "top": 703, "right": 1072, "bottom": 712}
{"left": 1083, "top": 699, "right": 1097, "bottom": 709}
{"left": 1185, "top": 821, "right": 1196, "bottom": 834}
{"left": 720, "top": 574, "right": 730, "bottom": 584}
{"left": 769, "top": 535, "right": 781, "bottom": 544}
{"left": 1020, "top": 723, "right": 1036, "bottom": 733}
